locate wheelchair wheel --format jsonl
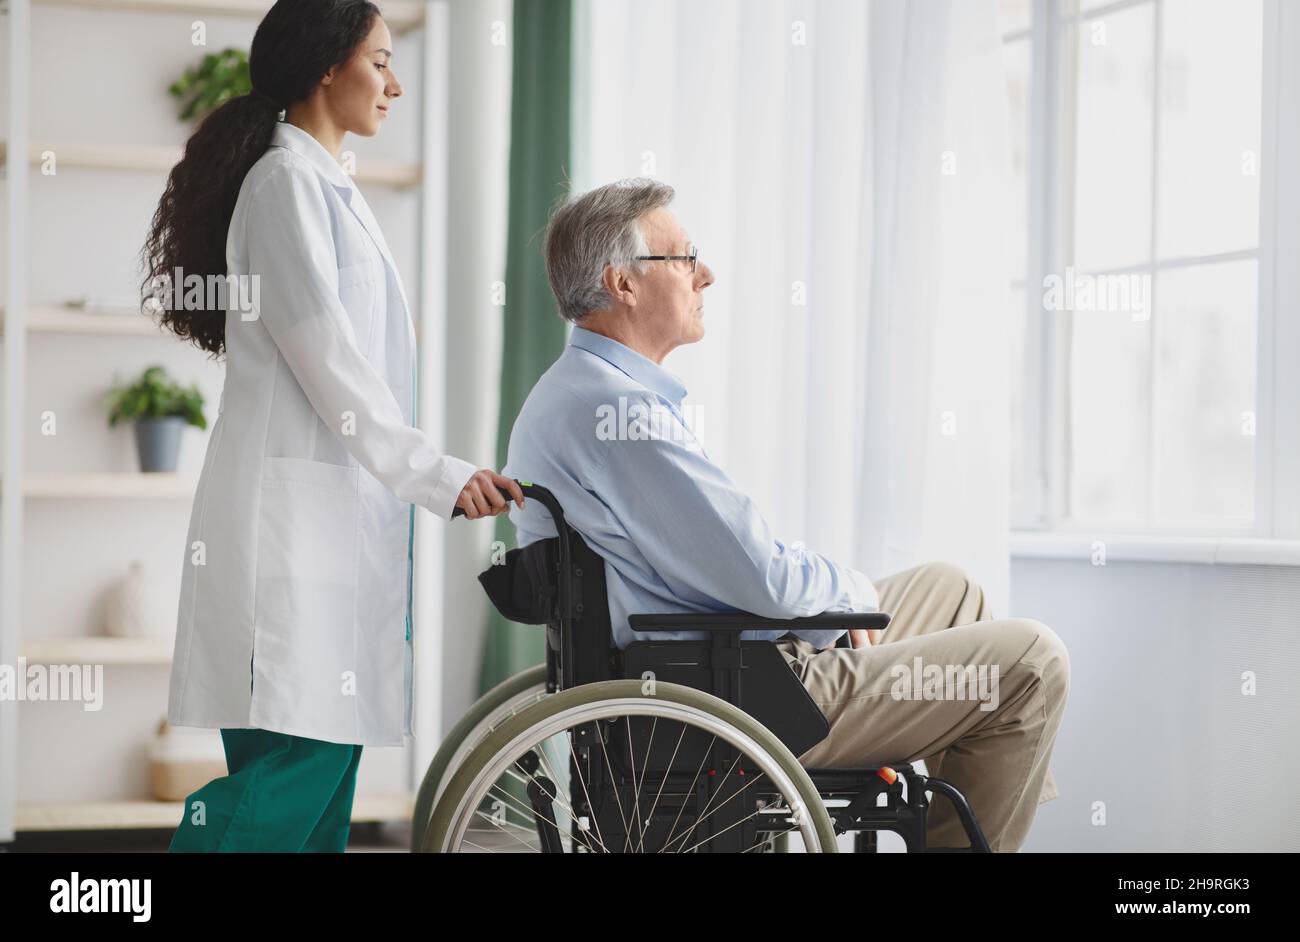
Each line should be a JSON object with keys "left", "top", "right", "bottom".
{"left": 423, "top": 680, "right": 838, "bottom": 853}
{"left": 411, "top": 664, "right": 550, "bottom": 851}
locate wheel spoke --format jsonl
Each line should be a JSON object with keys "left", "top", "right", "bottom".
{"left": 624, "top": 717, "right": 653, "bottom": 853}
{"left": 470, "top": 808, "right": 544, "bottom": 852}
{"left": 594, "top": 720, "right": 635, "bottom": 845}
{"left": 483, "top": 779, "right": 572, "bottom": 853}
{"left": 658, "top": 732, "right": 717, "bottom": 853}
{"left": 637, "top": 721, "right": 686, "bottom": 852}
{"left": 677, "top": 800, "right": 778, "bottom": 855}
{"left": 516, "top": 742, "right": 581, "bottom": 827}
{"left": 663, "top": 750, "right": 745, "bottom": 853}
{"left": 496, "top": 768, "right": 593, "bottom": 854}
{"left": 530, "top": 737, "right": 611, "bottom": 854}
{"left": 663, "top": 767, "right": 773, "bottom": 852}
{"left": 741, "top": 821, "right": 798, "bottom": 854}
{"left": 552, "top": 736, "right": 609, "bottom": 853}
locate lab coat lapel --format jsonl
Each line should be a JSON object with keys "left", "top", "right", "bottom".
{"left": 329, "top": 181, "right": 411, "bottom": 320}
{"left": 267, "top": 123, "right": 411, "bottom": 320}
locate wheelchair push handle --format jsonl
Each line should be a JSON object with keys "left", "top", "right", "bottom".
{"left": 451, "top": 479, "right": 563, "bottom": 523}
{"left": 451, "top": 483, "right": 521, "bottom": 519}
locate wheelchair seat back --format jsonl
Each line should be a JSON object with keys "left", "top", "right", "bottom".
{"left": 478, "top": 522, "right": 830, "bottom": 760}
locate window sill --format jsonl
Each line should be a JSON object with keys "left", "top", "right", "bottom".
{"left": 1009, "top": 531, "right": 1300, "bottom": 567}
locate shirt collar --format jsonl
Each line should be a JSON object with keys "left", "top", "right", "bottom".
{"left": 269, "top": 121, "right": 353, "bottom": 191}
{"left": 569, "top": 326, "right": 689, "bottom": 406}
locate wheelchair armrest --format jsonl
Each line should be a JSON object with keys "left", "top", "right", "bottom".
{"left": 627, "top": 611, "right": 890, "bottom": 632}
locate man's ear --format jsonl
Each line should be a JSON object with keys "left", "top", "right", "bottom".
{"left": 601, "top": 264, "right": 637, "bottom": 308}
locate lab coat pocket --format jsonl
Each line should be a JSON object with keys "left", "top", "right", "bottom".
{"left": 336, "top": 259, "right": 380, "bottom": 358}
{"left": 253, "top": 457, "right": 361, "bottom": 714}
{"left": 257, "top": 456, "right": 359, "bottom": 587}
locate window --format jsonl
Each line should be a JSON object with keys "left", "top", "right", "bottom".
{"left": 1003, "top": 0, "right": 1267, "bottom": 535}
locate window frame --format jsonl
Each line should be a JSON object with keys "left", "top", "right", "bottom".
{"left": 1008, "top": 0, "right": 1296, "bottom": 545}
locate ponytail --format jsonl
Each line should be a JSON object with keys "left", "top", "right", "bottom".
{"left": 140, "top": 0, "right": 380, "bottom": 356}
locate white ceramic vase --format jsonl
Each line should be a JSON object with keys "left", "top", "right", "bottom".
{"left": 104, "top": 560, "right": 174, "bottom": 639}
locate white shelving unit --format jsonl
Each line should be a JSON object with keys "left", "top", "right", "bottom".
{"left": 1, "top": 0, "right": 449, "bottom": 843}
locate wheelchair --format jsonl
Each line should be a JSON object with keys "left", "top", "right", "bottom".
{"left": 415, "top": 482, "right": 991, "bottom": 854}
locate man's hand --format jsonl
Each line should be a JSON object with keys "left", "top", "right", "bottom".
{"left": 848, "top": 628, "right": 884, "bottom": 649}
{"left": 456, "top": 469, "right": 525, "bottom": 519}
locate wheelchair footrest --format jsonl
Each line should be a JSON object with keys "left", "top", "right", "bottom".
{"left": 820, "top": 765, "right": 993, "bottom": 853}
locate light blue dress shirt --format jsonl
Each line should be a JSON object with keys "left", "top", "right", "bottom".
{"left": 503, "top": 326, "right": 879, "bottom": 650}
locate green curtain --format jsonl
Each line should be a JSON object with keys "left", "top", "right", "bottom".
{"left": 477, "top": 0, "right": 573, "bottom": 695}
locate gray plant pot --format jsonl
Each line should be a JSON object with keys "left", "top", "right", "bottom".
{"left": 134, "top": 417, "right": 187, "bottom": 472}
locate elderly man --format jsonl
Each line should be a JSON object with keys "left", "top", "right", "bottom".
{"left": 502, "top": 178, "right": 1069, "bottom": 852}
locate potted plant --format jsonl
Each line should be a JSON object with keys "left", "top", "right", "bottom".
{"left": 168, "top": 47, "right": 252, "bottom": 123}
{"left": 106, "top": 366, "right": 207, "bottom": 472}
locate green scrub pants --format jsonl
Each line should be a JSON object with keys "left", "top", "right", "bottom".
{"left": 168, "top": 728, "right": 363, "bottom": 853}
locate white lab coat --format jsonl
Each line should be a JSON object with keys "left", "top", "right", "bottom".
{"left": 166, "top": 120, "right": 476, "bottom": 746}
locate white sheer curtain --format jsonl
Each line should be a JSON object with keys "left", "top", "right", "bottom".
{"left": 574, "top": 0, "right": 1014, "bottom": 615}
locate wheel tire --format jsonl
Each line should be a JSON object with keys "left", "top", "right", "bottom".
{"left": 411, "top": 664, "right": 548, "bottom": 851}
{"left": 424, "top": 679, "right": 837, "bottom": 853}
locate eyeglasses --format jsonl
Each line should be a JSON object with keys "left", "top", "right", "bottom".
{"left": 634, "top": 243, "right": 699, "bottom": 273}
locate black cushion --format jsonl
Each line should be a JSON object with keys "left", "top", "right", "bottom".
{"left": 477, "top": 540, "right": 558, "bottom": 625}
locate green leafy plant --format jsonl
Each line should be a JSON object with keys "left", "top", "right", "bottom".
{"left": 169, "top": 48, "right": 252, "bottom": 122}
{"left": 106, "top": 366, "right": 207, "bottom": 430}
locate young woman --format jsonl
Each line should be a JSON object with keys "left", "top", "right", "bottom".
{"left": 141, "top": 0, "right": 522, "bottom": 852}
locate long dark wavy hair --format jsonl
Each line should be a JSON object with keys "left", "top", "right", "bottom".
{"left": 141, "top": 0, "right": 380, "bottom": 357}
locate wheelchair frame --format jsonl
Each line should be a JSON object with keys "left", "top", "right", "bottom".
{"left": 439, "top": 481, "right": 991, "bottom": 853}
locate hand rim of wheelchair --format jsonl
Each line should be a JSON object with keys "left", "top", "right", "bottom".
{"left": 411, "top": 664, "right": 551, "bottom": 851}
{"left": 422, "top": 679, "right": 839, "bottom": 853}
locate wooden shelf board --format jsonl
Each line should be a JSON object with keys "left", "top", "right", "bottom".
{"left": 19, "top": 471, "right": 199, "bottom": 500}
{"left": 1, "top": 140, "right": 421, "bottom": 187}
{"left": 17, "top": 793, "right": 415, "bottom": 831}
{"left": 32, "top": 0, "right": 425, "bottom": 34}
{"left": 22, "top": 635, "right": 174, "bottom": 665}
{"left": 0, "top": 307, "right": 171, "bottom": 337}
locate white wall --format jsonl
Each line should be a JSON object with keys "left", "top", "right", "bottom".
{"left": 1011, "top": 556, "right": 1300, "bottom": 851}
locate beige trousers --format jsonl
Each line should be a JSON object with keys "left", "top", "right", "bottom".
{"left": 774, "top": 561, "right": 1069, "bottom": 852}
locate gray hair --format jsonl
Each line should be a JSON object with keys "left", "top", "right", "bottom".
{"left": 543, "top": 178, "right": 675, "bottom": 323}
